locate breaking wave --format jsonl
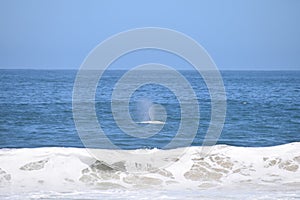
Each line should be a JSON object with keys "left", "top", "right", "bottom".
{"left": 0, "top": 143, "right": 299, "bottom": 199}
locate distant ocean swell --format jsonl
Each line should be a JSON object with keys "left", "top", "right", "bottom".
{"left": 0, "top": 143, "right": 299, "bottom": 199}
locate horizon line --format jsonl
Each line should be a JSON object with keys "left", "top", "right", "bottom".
{"left": 0, "top": 68, "right": 299, "bottom": 71}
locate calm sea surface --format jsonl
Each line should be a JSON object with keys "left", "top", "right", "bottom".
{"left": 0, "top": 70, "right": 299, "bottom": 149}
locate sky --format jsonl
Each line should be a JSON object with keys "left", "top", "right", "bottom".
{"left": 0, "top": 0, "right": 299, "bottom": 70}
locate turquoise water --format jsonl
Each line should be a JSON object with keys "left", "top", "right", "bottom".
{"left": 0, "top": 70, "right": 299, "bottom": 148}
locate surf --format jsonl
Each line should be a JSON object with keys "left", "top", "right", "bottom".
{"left": 0, "top": 142, "right": 299, "bottom": 196}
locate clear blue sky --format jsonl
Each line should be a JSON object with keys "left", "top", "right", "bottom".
{"left": 0, "top": 0, "right": 299, "bottom": 70}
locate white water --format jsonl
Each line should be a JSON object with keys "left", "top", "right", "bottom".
{"left": 0, "top": 143, "right": 299, "bottom": 199}
{"left": 138, "top": 120, "right": 165, "bottom": 124}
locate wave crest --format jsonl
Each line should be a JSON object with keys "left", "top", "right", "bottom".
{"left": 0, "top": 143, "right": 299, "bottom": 193}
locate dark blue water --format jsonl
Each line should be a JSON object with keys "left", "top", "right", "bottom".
{"left": 0, "top": 69, "right": 299, "bottom": 149}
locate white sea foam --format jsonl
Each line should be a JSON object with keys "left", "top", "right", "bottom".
{"left": 0, "top": 143, "right": 299, "bottom": 199}
{"left": 138, "top": 120, "right": 165, "bottom": 124}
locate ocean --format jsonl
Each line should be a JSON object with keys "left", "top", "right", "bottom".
{"left": 0, "top": 69, "right": 299, "bottom": 199}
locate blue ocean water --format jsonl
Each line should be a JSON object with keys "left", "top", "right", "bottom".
{"left": 0, "top": 69, "right": 299, "bottom": 149}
